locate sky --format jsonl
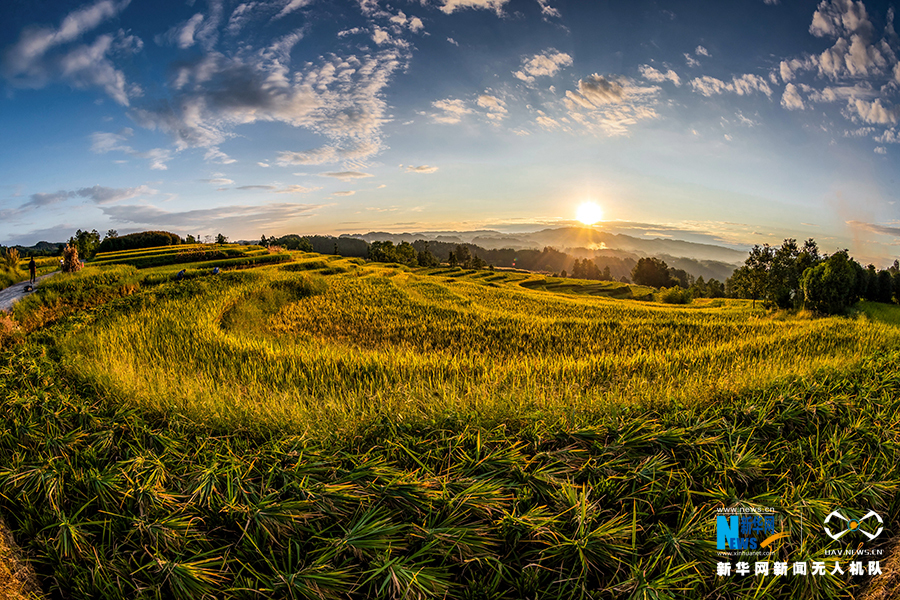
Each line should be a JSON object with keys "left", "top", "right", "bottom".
{"left": 2, "top": 0, "right": 900, "bottom": 264}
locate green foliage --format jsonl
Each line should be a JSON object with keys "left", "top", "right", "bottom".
{"left": 69, "top": 229, "right": 102, "bottom": 260}
{"left": 3, "top": 247, "right": 900, "bottom": 599}
{"left": 97, "top": 231, "right": 182, "bottom": 254}
{"left": 2, "top": 340, "right": 900, "bottom": 599}
{"left": 800, "top": 250, "right": 859, "bottom": 314}
{"left": 728, "top": 239, "right": 823, "bottom": 308}
{"left": 369, "top": 240, "right": 418, "bottom": 266}
{"left": 3, "top": 247, "right": 20, "bottom": 270}
{"left": 658, "top": 286, "right": 692, "bottom": 304}
{"left": 631, "top": 257, "right": 677, "bottom": 288}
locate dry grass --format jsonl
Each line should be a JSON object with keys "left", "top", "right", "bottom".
{"left": 0, "top": 517, "right": 41, "bottom": 600}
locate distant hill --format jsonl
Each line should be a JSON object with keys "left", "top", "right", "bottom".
{"left": 343, "top": 227, "right": 746, "bottom": 265}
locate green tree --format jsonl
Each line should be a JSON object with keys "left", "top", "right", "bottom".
{"left": 215, "top": 233, "right": 228, "bottom": 244}
{"left": 877, "top": 269, "right": 894, "bottom": 303}
{"left": 70, "top": 229, "right": 101, "bottom": 260}
{"left": 800, "top": 250, "right": 859, "bottom": 314}
{"left": 631, "top": 257, "right": 675, "bottom": 288}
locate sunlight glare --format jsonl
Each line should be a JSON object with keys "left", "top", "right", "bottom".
{"left": 576, "top": 201, "right": 604, "bottom": 225}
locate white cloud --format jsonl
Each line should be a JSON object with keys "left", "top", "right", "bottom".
{"left": 372, "top": 26, "right": 391, "bottom": 45}
{"left": 639, "top": 65, "right": 681, "bottom": 86}
{"left": 89, "top": 129, "right": 173, "bottom": 170}
{"left": 74, "top": 184, "right": 154, "bottom": 204}
{"left": 430, "top": 98, "right": 472, "bottom": 124}
{"left": 447, "top": 37, "right": 459, "bottom": 46}
{"left": 690, "top": 74, "right": 772, "bottom": 97}
{"left": 158, "top": 13, "right": 204, "bottom": 49}
{"left": 257, "top": 161, "right": 270, "bottom": 167}
{"left": 513, "top": 49, "right": 573, "bottom": 84}
{"left": 684, "top": 53, "right": 700, "bottom": 68}
{"left": 405, "top": 165, "right": 438, "bottom": 173}
{"left": 3, "top": 0, "right": 138, "bottom": 107}
{"left": 438, "top": 0, "right": 509, "bottom": 16}
{"left": 695, "top": 45, "right": 710, "bottom": 57}
{"left": 134, "top": 49, "right": 404, "bottom": 164}
{"left": 332, "top": 190, "right": 356, "bottom": 196}
{"left": 204, "top": 148, "right": 237, "bottom": 164}
{"left": 809, "top": 0, "right": 872, "bottom": 38}
{"left": 875, "top": 146, "right": 887, "bottom": 153}
{"left": 202, "top": 177, "right": 234, "bottom": 185}
{"left": 875, "top": 128, "right": 900, "bottom": 143}
{"left": 847, "top": 98, "right": 898, "bottom": 124}
{"left": 274, "top": 185, "right": 317, "bottom": 194}
{"left": 275, "top": 0, "right": 313, "bottom": 20}
{"left": 18, "top": 183, "right": 153, "bottom": 210}
{"left": 101, "top": 201, "right": 320, "bottom": 231}
{"left": 476, "top": 93, "right": 507, "bottom": 121}
{"left": 563, "top": 74, "right": 660, "bottom": 136}
{"left": 277, "top": 142, "right": 379, "bottom": 165}
{"left": 536, "top": 0, "right": 560, "bottom": 19}
{"left": 320, "top": 171, "right": 373, "bottom": 180}
{"left": 781, "top": 83, "right": 805, "bottom": 110}
{"left": 226, "top": 3, "right": 258, "bottom": 35}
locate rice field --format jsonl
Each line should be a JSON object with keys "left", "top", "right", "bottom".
{"left": 52, "top": 255, "right": 900, "bottom": 437}
{"left": 1, "top": 248, "right": 899, "bottom": 599}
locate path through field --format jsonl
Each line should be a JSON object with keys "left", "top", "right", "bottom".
{"left": 0, "top": 272, "right": 57, "bottom": 312}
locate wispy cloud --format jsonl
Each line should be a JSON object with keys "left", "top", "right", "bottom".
{"left": 405, "top": 165, "right": 438, "bottom": 173}
{"left": 513, "top": 49, "right": 573, "bottom": 84}
{"left": 2, "top": 0, "right": 138, "bottom": 105}
{"left": 320, "top": 171, "right": 374, "bottom": 180}
{"left": 563, "top": 74, "right": 660, "bottom": 136}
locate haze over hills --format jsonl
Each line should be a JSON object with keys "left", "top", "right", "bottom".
{"left": 343, "top": 227, "right": 747, "bottom": 264}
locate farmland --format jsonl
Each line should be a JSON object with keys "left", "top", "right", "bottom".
{"left": 1, "top": 245, "right": 899, "bottom": 599}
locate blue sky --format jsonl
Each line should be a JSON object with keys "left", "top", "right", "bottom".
{"left": 2, "top": 0, "right": 900, "bottom": 263}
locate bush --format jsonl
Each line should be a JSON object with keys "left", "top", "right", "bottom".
{"left": 800, "top": 251, "right": 858, "bottom": 314}
{"left": 96, "top": 231, "right": 182, "bottom": 253}
{"left": 658, "top": 286, "right": 692, "bottom": 304}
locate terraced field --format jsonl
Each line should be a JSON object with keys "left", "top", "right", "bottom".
{"left": 1, "top": 245, "right": 899, "bottom": 599}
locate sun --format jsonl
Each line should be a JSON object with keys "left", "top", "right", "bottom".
{"left": 576, "top": 201, "right": 604, "bottom": 226}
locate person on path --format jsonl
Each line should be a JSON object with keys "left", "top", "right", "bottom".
{"left": 28, "top": 257, "right": 36, "bottom": 285}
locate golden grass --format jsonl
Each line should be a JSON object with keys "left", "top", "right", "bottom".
{"left": 54, "top": 257, "right": 900, "bottom": 438}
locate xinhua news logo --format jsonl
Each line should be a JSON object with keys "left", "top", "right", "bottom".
{"left": 716, "top": 508, "right": 787, "bottom": 554}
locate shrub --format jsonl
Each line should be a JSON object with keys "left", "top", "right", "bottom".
{"left": 96, "top": 231, "right": 182, "bottom": 253}
{"left": 659, "top": 286, "right": 692, "bottom": 304}
{"left": 2, "top": 248, "right": 19, "bottom": 270}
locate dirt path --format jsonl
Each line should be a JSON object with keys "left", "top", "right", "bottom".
{"left": 0, "top": 272, "right": 58, "bottom": 313}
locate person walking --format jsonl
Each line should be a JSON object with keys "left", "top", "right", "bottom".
{"left": 28, "top": 257, "right": 36, "bottom": 285}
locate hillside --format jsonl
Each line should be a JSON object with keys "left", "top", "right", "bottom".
{"left": 344, "top": 227, "right": 748, "bottom": 264}
{"left": 0, "top": 247, "right": 898, "bottom": 599}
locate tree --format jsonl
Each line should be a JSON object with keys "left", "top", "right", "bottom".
{"left": 259, "top": 234, "right": 269, "bottom": 247}
{"left": 877, "top": 269, "right": 894, "bottom": 303}
{"left": 215, "top": 233, "right": 228, "bottom": 244}
{"left": 417, "top": 249, "right": 438, "bottom": 267}
{"left": 105, "top": 229, "right": 118, "bottom": 240}
{"left": 800, "top": 250, "right": 859, "bottom": 314}
{"left": 70, "top": 229, "right": 101, "bottom": 260}
{"left": 631, "top": 257, "right": 676, "bottom": 288}
{"left": 455, "top": 245, "right": 471, "bottom": 268}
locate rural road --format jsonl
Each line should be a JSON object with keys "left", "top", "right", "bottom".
{"left": 0, "top": 272, "right": 58, "bottom": 313}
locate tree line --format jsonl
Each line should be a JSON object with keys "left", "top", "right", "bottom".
{"left": 726, "top": 238, "right": 900, "bottom": 314}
